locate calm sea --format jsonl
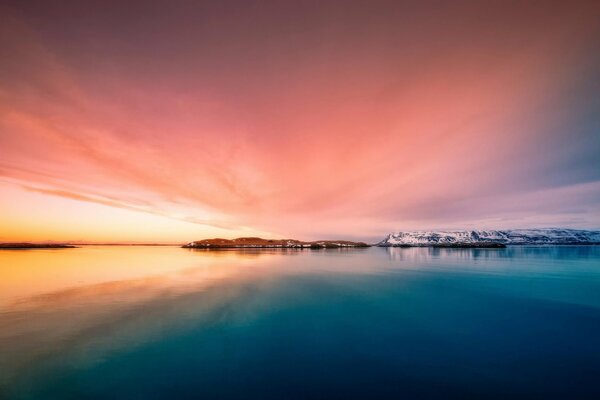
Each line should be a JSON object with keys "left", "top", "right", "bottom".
{"left": 1, "top": 246, "right": 599, "bottom": 399}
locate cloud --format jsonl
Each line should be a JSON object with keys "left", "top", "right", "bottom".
{"left": 17, "top": 183, "right": 244, "bottom": 231}
{"left": 1, "top": 1, "right": 599, "bottom": 239}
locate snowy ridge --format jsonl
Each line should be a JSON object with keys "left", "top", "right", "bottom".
{"left": 377, "top": 229, "right": 600, "bottom": 247}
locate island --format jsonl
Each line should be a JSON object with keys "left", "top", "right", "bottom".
{"left": 0, "top": 243, "right": 77, "bottom": 249}
{"left": 182, "top": 237, "right": 370, "bottom": 249}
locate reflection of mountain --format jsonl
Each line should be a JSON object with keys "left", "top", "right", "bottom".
{"left": 0, "top": 264, "right": 271, "bottom": 391}
{"left": 378, "top": 229, "right": 600, "bottom": 247}
{"left": 383, "top": 245, "right": 600, "bottom": 262}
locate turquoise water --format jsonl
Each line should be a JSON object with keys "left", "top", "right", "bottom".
{"left": 1, "top": 246, "right": 599, "bottom": 399}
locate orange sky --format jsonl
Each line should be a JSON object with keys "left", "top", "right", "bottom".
{"left": 1, "top": 1, "right": 600, "bottom": 243}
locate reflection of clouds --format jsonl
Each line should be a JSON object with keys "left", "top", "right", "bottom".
{"left": 2, "top": 245, "right": 598, "bottom": 394}
{"left": 0, "top": 263, "right": 271, "bottom": 391}
{"left": 0, "top": 247, "right": 378, "bottom": 392}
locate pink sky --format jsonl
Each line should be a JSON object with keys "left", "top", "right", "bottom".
{"left": 1, "top": 1, "right": 600, "bottom": 243}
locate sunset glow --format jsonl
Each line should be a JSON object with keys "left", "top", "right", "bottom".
{"left": 1, "top": 1, "right": 599, "bottom": 243}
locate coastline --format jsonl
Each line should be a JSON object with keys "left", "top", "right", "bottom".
{"left": 183, "top": 238, "right": 370, "bottom": 249}
{"left": 0, "top": 243, "right": 77, "bottom": 250}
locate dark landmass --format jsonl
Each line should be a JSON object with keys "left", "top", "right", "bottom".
{"left": 182, "top": 237, "right": 370, "bottom": 249}
{"left": 0, "top": 243, "right": 77, "bottom": 249}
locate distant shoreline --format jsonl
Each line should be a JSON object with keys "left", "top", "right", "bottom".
{"left": 183, "top": 237, "right": 370, "bottom": 249}
{"left": 0, "top": 243, "right": 77, "bottom": 250}
{"left": 3, "top": 229, "right": 599, "bottom": 250}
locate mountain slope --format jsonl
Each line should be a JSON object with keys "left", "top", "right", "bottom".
{"left": 377, "top": 229, "right": 600, "bottom": 247}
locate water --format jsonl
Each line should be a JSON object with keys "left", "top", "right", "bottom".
{"left": 1, "top": 246, "right": 599, "bottom": 399}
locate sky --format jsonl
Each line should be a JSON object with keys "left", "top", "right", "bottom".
{"left": 1, "top": 0, "right": 600, "bottom": 243}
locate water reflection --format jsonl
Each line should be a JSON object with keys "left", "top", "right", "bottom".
{"left": 385, "top": 245, "right": 600, "bottom": 262}
{"left": 1, "top": 246, "right": 599, "bottom": 399}
{"left": 186, "top": 247, "right": 370, "bottom": 258}
{"left": 0, "top": 262, "right": 260, "bottom": 389}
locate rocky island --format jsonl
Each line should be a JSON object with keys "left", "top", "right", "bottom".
{"left": 182, "top": 237, "right": 370, "bottom": 249}
{"left": 377, "top": 229, "right": 600, "bottom": 247}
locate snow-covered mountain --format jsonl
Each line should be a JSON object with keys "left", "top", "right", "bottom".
{"left": 377, "top": 229, "right": 600, "bottom": 247}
